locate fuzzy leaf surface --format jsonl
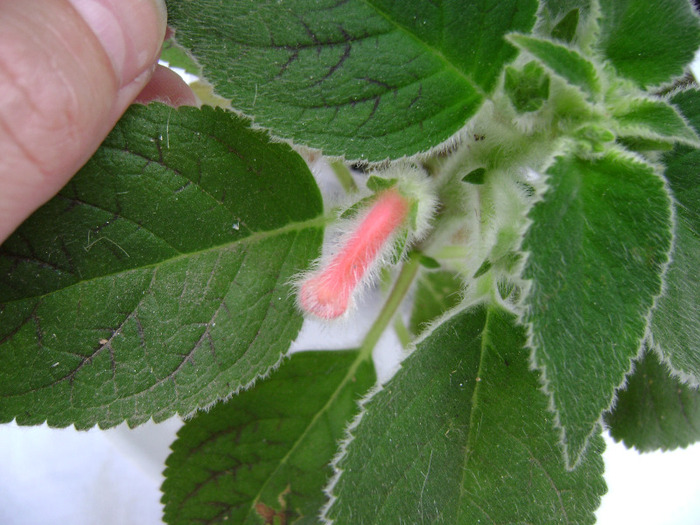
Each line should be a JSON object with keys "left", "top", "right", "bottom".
{"left": 536, "top": 1, "right": 590, "bottom": 40}
{"left": 612, "top": 97, "right": 700, "bottom": 147}
{"left": 651, "top": 89, "right": 700, "bottom": 382}
{"left": 325, "top": 307, "right": 606, "bottom": 524}
{"left": 409, "top": 269, "right": 463, "bottom": 336}
{"left": 508, "top": 34, "right": 600, "bottom": 96}
{"left": 550, "top": 8, "right": 580, "bottom": 43}
{"left": 166, "top": 0, "right": 538, "bottom": 160}
{"left": 597, "top": 0, "right": 700, "bottom": 87}
{"left": 0, "top": 104, "right": 324, "bottom": 429}
{"left": 605, "top": 349, "right": 700, "bottom": 452}
{"left": 504, "top": 61, "right": 550, "bottom": 113}
{"left": 162, "top": 350, "right": 375, "bottom": 525}
{"left": 522, "top": 151, "right": 673, "bottom": 467}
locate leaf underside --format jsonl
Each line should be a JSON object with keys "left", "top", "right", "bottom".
{"left": 522, "top": 151, "right": 673, "bottom": 467}
{"left": 605, "top": 349, "right": 700, "bottom": 452}
{"left": 162, "top": 350, "right": 376, "bottom": 525}
{"left": 165, "top": 0, "right": 539, "bottom": 160}
{"left": 0, "top": 104, "right": 324, "bottom": 429}
{"left": 326, "top": 307, "right": 606, "bottom": 524}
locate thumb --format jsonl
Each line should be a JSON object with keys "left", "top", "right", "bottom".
{"left": 0, "top": 0, "right": 167, "bottom": 243}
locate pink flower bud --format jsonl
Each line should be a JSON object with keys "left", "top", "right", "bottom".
{"left": 299, "top": 188, "right": 411, "bottom": 319}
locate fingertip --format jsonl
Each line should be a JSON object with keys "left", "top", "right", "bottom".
{"left": 68, "top": 0, "right": 167, "bottom": 87}
{"left": 0, "top": 0, "right": 168, "bottom": 243}
{"left": 134, "top": 65, "right": 198, "bottom": 108}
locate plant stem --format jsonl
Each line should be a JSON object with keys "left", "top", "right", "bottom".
{"left": 359, "top": 251, "right": 421, "bottom": 360}
{"left": 393, "top": 317, "right": 412, "bottom": 349}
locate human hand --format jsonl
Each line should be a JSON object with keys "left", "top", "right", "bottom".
{"left": 0, "top": 0, "right": 196, "bottom": 243}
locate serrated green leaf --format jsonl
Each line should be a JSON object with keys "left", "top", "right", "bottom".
{"left": 597, "top": 0, "right": 700, "bottom": 88}
{"left": 612, "top": 97, "right": 700, "bottom": 146}
{"left": 651, "top": 89, "right": 700, "bottom": 382}
{"left": 409, "top": 269, "right": 462, "bottom": 335}
{"left": 507, "top": 34, "right": 601, "bottom": 96}
{"left": 605, "top": 349, "right": 700, "bottom": 452}
{"left": 162, "top": 350, "right": 375, "bottom": 525}
{"left": 166, "top": 0, "right": 538, "bottom": 160}
{"left": 0, "top": 104, "right": 324, "bottom": 429}
{"left": 522, "top": 151, "right": 673, "bottom": 467}
{"left": 325, "top": 307, "right": 606, "bottom": 524}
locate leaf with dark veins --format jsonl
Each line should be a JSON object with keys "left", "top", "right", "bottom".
{"left": 166, "top": 0, "right": 538, "bottom": 160}
{"left": 0, "top": 103, "right": 324, "bottom": 429}
{"left": 162, "top": 350, "right": 376, "bottom": 525}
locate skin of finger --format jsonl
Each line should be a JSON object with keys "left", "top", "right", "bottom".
{"left": 0, "top": 0, "right": 165, "bottom": 243}
{"left": 134, "top": 65, "right": 198, "bottom": 108}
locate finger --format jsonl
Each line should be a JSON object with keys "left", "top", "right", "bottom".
{"left": 135, "top": 64, "right": 198, "bottom": 107}
{"left": 0, "top": 0, "right": 167, "bottom": 243}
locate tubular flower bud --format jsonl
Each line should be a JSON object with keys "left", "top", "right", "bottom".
{"left": 299, "top": 188, "right": 411, "bottom": 319}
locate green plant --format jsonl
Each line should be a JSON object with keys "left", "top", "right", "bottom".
{"left": 2, "top": 0, "right": 700, "bottom": 523}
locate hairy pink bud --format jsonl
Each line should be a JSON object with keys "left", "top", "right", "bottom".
{"left": 299, "top": 189, "right": 410, "bottom": 319}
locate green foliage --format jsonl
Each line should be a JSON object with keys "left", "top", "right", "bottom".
{"left": 2, "top": 1, "right": 700, "bottom": 523}
{"left": 508, "top": 34, "right": 601, "bottom": 96}
{"left": 597, "top": 0, "right": 700, "bottom": 88}
{"left": 461, "top": 167, "right": 487, "bottom": 184}
{"left": 612, "top": 97, "right": 700, "bottom": 146}
{"left": 325, "top": 307, "right": 606, "bottom": 524}
{"left": 536, "top": 1, "right": 590, "bottom": 41}
{"left": 651, "top": 89, "right": 700, "bottom": 382}
{"left": 0, "top": 104, "right": 324, "bottom": 428}
{"left": 409, "top": 270, "right": 463, "bottom": 335}
{"left": 166, "top": 0, "right": 538, "bottom": 160}
{"left": 160, "top": 39, "right": 201, "bottom": 75}
{"left": 522, "top": 152, "right": 673, "bottom": 467}
{"left": 551, "top": 8, "right": 580, "bottom": 42}
{"left": 504, "top": 61, "right": 551, "bottom": 113}
{"left": 606, "top": 349, "right": 700, "bottom": 452}
{"left": 163, "top": 350, "right": 375, "bottom": 524}
{"left": 366, "top": 175, "right": 397, "bottom": 193}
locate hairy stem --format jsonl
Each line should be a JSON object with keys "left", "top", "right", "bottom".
{"left": 359, "top": 251, "right": 421, "bottom": 360}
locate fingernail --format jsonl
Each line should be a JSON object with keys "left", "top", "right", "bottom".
{"left": 68, "top": 0, "right": 167, "bottom": 86}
